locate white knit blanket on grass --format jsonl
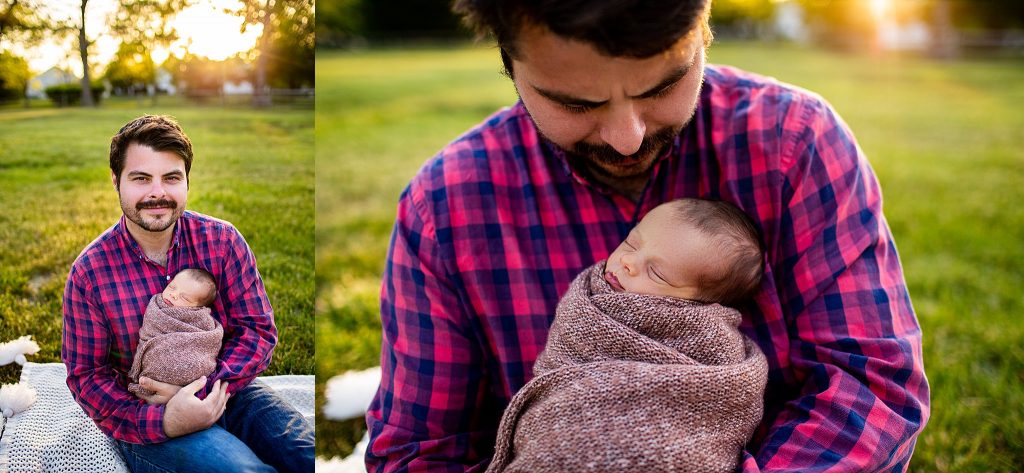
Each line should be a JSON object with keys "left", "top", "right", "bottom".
{"left": 0, "top": 362, "right": 314, "bottom": 473}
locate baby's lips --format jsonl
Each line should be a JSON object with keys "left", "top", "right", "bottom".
{"left": 604, "top": 271, "right": 625, "bottom": 291}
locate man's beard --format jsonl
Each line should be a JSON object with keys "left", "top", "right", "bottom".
{"left": 566, "top": 125, "right": 681, "bottom": 180}
{"left": 122, "top": 197, "right": 183, "bottom": 232}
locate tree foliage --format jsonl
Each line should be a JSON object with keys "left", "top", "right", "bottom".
{"left": 164, "top": 52, "right": 250, "bottom": 94}
{"left": 264, "top": 0, "right": 314, "bottom": 88}
{"left": 110, "top": 0, "right": 184, "bottom": 51}
{"left": 0, "top": 49, "right": 30, "bottom": 101}
{"left": 316, "top": 0, "right": 360, "bottom": 46}
{"left": 712, "top": 0, "right": 775, "bottom": 25}
{"left": 0, "top": 0, "right": 49, "bottom": 44}
{"left": 103, "top": 41, "right": 156, "bottom": 93}
{"left": 233, "top": 0, "right": 313, "bottom": 104}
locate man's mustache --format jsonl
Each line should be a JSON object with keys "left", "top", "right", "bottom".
{"left": 136, "top": 199, "right": 177, "bottom": 210}
{"left": 571, "top": 126, "right": 679, "bottom": 164}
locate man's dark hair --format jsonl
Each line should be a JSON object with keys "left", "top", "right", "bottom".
{"left": 670, "top": 198, "right": 764, "bottom": 306}
{"left": 452, "top": 0, "right": 713, "bottom": 76}
{"left": 180, "top": 267, "right": 218, "bottom": 307}
{"left": 110, "top": 115, "right": 193, "bottom": 187}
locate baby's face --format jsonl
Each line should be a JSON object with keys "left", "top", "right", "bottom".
{"left": 604, "top": 204, "right": 712, "bottom": 300}
{"left": 162, "top": 273, "right": 208, "bottom": 308}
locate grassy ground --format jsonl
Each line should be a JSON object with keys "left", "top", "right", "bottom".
{"left": 0, "top": 103, "right": 315, "bottom": 387}
{"left": 315, "top": 41, "right": 1024, "bottom": 470}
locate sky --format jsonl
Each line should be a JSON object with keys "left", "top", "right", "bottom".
{"left": 6, "top": 0, "right": 262, "bottom": 76}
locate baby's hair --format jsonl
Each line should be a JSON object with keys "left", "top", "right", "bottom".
{"left": 179, "top": 267, "right": 218, "bottom": 307}
{"left": 668, "top": 198, "right": 764, "bottom": 306}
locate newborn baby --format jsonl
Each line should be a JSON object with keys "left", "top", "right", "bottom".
{"left": 128, "top": 268, "right": 223, "bottom": 398}
{"left": 488, "top": 198, "right": 769, "bottom": 473}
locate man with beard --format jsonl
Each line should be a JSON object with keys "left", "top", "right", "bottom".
{"left": 62, "top": 115, "right": 313, "bottom": 472}
{"left": 366, "top": 0, "right": 929, "bottom": 471}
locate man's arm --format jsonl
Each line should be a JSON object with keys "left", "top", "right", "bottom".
{"left": 62, "top": 266, "right": 168, "bottom": 444}
{"left": 206, "top": 226, "right": 278, "bottom": 394}
{"left": 741, "top": 98, "right": 930, "bottom": 471}
{"left": 366, "top": 185, "right": 495, "bottom": 472}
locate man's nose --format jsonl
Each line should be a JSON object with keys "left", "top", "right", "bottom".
{"left": 600, "top": 103, "right": 645, "bottom": 156}
{"left": 148, "top": 180, "right": 167, "bottom": 198}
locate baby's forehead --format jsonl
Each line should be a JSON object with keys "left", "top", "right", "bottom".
{"left": 169, "top": 271, "right": 203, "bottom": 287}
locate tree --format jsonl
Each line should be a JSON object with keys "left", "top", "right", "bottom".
{"left": 0, "top": 50, "right": 30, "bottom": 103}
{"left": 712, "top": 0, "right": 774, "bottom": 25}
{"left": 104, "top": 41, "right": 156, "bottom": 94}
{"left": 77, "top": 0, "right": 94, "bottom": 106}
{"left": 235, "top": 0, "right": 314, "bottom": 105}
{"left": 265, "top": 0, "right": 313, "bottom": 89}
{"left": 0, "top": 0, "right": 46, "bottom": 44}
{"left": 110, "top": 0, "right": 186, "bottom": 99}
{"left": 316, "top": 0, "right": 360, "bottom": 47}
{"left": 166, "top": 51, "right": 252, "bottom": 102}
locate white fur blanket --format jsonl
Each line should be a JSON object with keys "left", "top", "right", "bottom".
{"left": 0, "top": 362, "right": 313, "bottom": 473}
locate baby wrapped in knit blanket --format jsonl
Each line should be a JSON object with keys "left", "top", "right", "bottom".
{"left": 128, "top": 268, "right": 223, "bottom": 398}
{"left": 488, "top": 199, "right": 769, "bottom": 473}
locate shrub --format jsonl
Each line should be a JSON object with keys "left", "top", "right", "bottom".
{"left": 43, "top": 83, "right": 105, "bottom": 107}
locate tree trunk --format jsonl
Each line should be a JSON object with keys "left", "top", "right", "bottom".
{"left": 252, "top": 0, "right": 274, "bottom": 107}
{"left": 932, "top": 0, "right": 958, "bottom": 59}
{"left": 79, "top": 0, "right": 94, "bottom": 106}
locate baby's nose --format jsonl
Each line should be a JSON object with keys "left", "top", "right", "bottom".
{"left": 620, "top": 255, "right": 637, "bottom": 275}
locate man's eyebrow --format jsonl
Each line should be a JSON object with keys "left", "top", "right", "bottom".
{"left": 163, "top": 170, "right": 185, "bottom": 177}
{"left": 532, "top": 86, "right": 607, "bottom": 108}
{"left": 633, "top": 63, "right": 692, "bottom": 99}
{"left": 125, "top": 170, "right": 152, "bottom": 177}
{"left": 531, "top": 62, "right": 693, "bottom": 106}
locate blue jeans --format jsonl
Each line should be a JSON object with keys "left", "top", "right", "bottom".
{"left": 115, "top": 380, "right": 314, "bottom": 473}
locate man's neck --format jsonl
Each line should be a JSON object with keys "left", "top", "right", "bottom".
{"left": 567, "top": 157, "right": 652, "bottom": 203}
{"left": 594, "top": 174, "right": 649, "bottom": 203}
{"left": 125, "top": 219, "right": 174, "bottom": 266}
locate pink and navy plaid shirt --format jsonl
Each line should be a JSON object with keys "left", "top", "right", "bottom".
{"left": 62, "top": 210, "right": 277, "bottom": 444}
{"left": 367, "top": 65, "right": 929, "bottom": 472}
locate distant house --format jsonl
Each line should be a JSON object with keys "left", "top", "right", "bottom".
{"left": 152, "top": 67, "right": 177, "bottom": 95}
{"left": 879, "top": 20, "right": 932, "bottom": 51}
{"left": 223, "top": 80, "right": 254, "bottom": 95}
{"left": 773, "top": 0, "right": 809, "bottom": 43}
{"left": 26, "top": 67, "right": 77, "bottom": 99}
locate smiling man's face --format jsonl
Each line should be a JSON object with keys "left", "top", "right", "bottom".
{"left": 115, "top": 143, "right": 188, "bottom": 234}
{"left": 510, "top": 23, "right": 706, "bottom": 196}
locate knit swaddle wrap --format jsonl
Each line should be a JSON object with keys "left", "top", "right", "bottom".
{"left": 487, "top": 261, "right": 768, "bottom": 473}
{"left": 127, "top": 294, "right": 223, "bottom": 397}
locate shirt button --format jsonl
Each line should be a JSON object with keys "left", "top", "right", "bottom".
{"left": 166, "top": 275, "right": 170, "bottom": 281}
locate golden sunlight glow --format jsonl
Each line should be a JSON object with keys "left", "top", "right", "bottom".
{"left": 869, "top": 0, "right": 891, "bottom": 21}
{"left": 169, "top": 0, "right": 262, "bottom": 61}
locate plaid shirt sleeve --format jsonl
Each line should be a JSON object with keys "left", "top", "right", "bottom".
{"left": 740, "top": 95, "right": 930, "bottom": 471}
{"left": 63, "top": 264, "right": 168, "bottom": 444}
{"left": 205, "top": 226, "right": 277, "bottom": 395}
{"left": 366, "top": 180, "right": 495, "bottom": 473}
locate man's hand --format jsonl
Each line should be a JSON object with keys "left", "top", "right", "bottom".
{"left": 136, "top": 377, "right": 184, "bottom": 405}
{"left": 161, "top": 377, "right": 231, "bottom": 438}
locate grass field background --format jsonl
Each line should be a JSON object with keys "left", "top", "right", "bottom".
{"left": 0, "top": 104, "right": 315, "bottom": 387}
{"left": 316, "top": 41, "right": 1024, "bottom": 470}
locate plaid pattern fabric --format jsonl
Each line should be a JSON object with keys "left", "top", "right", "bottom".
{"left": 62, "top": 211, "right": 277, "bottom": 444}
{"left": 367, "top": 65, "right": 929, "bottom": 472}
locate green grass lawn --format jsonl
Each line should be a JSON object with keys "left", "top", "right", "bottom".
{"left": 315, "top": 41, "right": 1024, "bottom": 470}
{"left": 0, "top": 104, "right": 315, "bottom": 387}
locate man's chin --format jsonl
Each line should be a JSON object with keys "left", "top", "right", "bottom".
{"left": 126, "top": 210, "right": 182, "bottom": 233}
{"left": 587, "top": 153, "right": 659, "bottom": 179}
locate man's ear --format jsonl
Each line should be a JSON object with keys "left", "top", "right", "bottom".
{"left": 111, "top": 171, "right": 119, "bottom": 191}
